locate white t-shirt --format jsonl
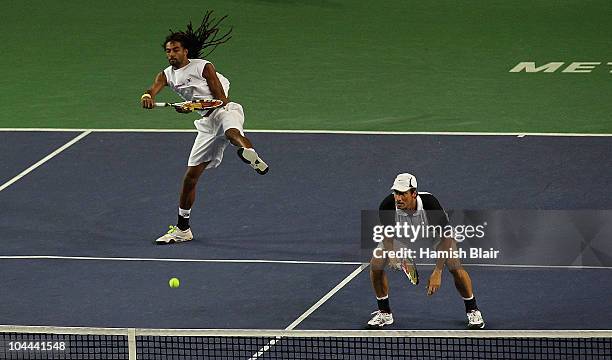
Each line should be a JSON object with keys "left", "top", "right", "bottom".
{"left": 163, "top": 59, "right": 230, "bottom": 116}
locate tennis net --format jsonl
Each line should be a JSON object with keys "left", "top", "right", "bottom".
{"left": 1, "top": 326, "right": 610, "bottom": 359}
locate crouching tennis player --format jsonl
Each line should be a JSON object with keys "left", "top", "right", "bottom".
{"left": 368, "top": 173, "right": 485, "bottom": 329}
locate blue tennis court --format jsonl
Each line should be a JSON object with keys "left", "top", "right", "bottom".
{"left": 1, "top": 130, "right": 611, "bottom": 328}
{"left": 1, "top": 130, "right": 611, "bottom": 359}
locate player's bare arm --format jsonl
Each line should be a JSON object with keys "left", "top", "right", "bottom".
{"left": 427, "top": 237, "right": 455, "bottom": 296}
{"left": 141, "top": 72, "right": 168, "bottom": 109}
{"left": 202, "top": 63, "right": 229, "bottom": 105}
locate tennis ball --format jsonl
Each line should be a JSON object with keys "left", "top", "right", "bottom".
{"left": 168, "top": 277, "right": 180, "bottom": 288}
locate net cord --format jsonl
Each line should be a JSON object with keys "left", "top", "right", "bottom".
{"left": 2, "top": 325, "right": 612, "bottom": 339}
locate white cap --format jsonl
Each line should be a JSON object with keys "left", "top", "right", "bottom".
{"left": 391, "top": 173, "right": 417, "bottom": 192}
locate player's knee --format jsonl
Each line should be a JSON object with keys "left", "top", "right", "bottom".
{"left": 224, "top": 128, "right": 241, "bottom": 140}
{"left": 446, "top": 260, "right": 464, "bottom": 274}
{"left": 448, "top": 266, "right": 466, "bottom": 278}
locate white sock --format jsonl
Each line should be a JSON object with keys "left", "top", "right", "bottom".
{"left": 179, "top": 207, "right": 191, "bottom": 218}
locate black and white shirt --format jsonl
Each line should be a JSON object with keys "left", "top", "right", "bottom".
{"left": 379, "top": 192, "right": 450, "bottom": 244}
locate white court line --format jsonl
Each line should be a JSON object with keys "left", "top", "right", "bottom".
{"left": 0, "top": 255, "right": 610, "bottom": 269}
{"left": 0, "top": 128, "right": 611, "bottom": 137}
{"left": 0, "top": 255, "right": 360, "bottom": 266}
{"left": 285, "top": 263, "right": 369, "bottom": 330}
{"left": 0, "top": 131, "right": 91, "bottom": 193}
{"left": 245, "top": 130, "right": 612, "bottom": 137}
{"left": 454, "top": 263, "right": 612, "bottom": 270}
{"left": 249, "top": 264, "right": 369, "bottom": 360}
{"left": 0, "top": 128, "right": 194, "bottom": 132}
{"left": 414, "top": 262, "right": 612, "bottom": 270}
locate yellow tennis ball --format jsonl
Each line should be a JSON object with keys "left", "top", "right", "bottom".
{"left": 168, "top": 278, "right": 180, "bottom": 288}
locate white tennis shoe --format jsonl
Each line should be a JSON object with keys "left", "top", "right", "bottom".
{"left": 467, "top": 310, "right": 485, "bottom": 329}
{"left": 367, "top": 310, "right": 394, "bottom": 328}
{"left": 155, "top": 225, "right": 193, "bottom": 245}
{"left": 237, "top": 147, "right": 269, "bottom": 175}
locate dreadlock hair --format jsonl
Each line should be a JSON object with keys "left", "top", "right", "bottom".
{"left": 163, "top": 10, "right": 233, "bottom": 59}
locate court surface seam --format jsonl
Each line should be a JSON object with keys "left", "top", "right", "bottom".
{"left": 0, "top": 131, "right": 91, "bottom": 193}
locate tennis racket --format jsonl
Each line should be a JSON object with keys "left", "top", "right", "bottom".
{"left": 154, "top": 99, "right": 224, "bottom": 111}
{"left": 401, "top": 257, "right": 419, "bottom": 285}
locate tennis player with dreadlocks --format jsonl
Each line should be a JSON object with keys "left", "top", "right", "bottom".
{"left": 141, "top": 12, "right": 269, "bottom": 244}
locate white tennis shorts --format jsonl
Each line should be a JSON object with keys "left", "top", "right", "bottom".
{"left": 188, "top": 102, "right": 245, "bottom": 168}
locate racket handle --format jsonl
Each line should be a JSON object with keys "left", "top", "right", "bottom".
{"left": 154, "top": 102, "right": 169, "bottom": 107}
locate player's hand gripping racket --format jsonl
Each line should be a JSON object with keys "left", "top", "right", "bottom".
{"left": 388, "top": 256, "right": 419, "bottom": 285}
{"left": 401, "top": 257, "right": 419, "bottom": 285}
{"left": 154, "top": 99, "right": 224, "bottom": 111}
